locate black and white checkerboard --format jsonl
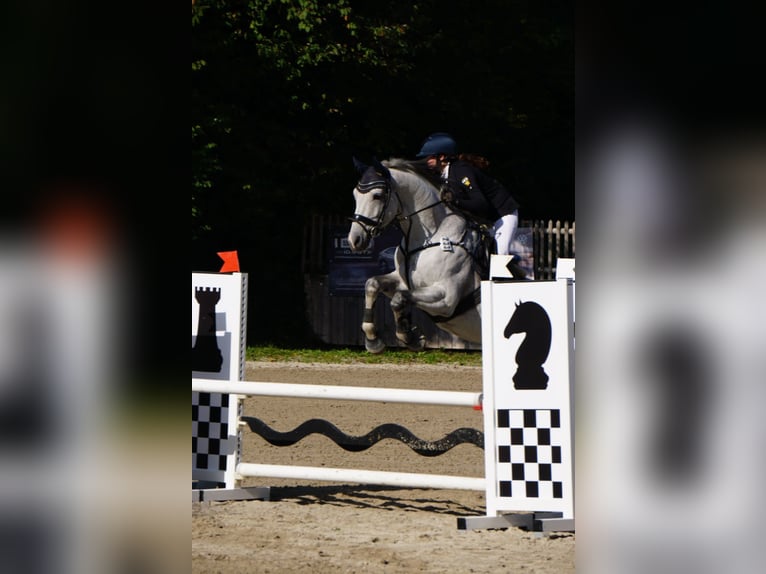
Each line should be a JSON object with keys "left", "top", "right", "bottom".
{"left": 494, "top": 408, "right": 565, "bottom": 500}
{"left": 192, "top": 392, "right": 231, "bottom": 481}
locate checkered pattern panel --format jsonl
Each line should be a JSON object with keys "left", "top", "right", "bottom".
{"left": 495, "top": 408, "right": 564, "bottom": 499}
{"left": 192, "top": 392, "right": 230, "bottom": 474}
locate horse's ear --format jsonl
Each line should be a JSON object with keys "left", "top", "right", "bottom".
{"left": 352, "top": 157, "right": 368, "bottom": 174}
{"left": 372, "top": 156, "right": 391, "bottom": 180}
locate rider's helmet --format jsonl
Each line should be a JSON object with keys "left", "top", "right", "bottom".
{"left": 415, "top": 132, "right": 458, "bottom": 158}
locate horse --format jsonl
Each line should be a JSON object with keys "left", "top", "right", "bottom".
{"left": 347, "top": 157, "right": 489, "bottom": 353}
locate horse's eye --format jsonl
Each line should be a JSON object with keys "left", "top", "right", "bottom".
{"left": 372, "top": 193, "right": 384, "bottom": 201}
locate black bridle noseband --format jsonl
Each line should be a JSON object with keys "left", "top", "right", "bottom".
{"left": 348, "top": 175, "right": 396, "bottom": 240}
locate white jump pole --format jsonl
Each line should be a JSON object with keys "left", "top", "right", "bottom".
{"left": 192, "top": 379, "right": 482, "bottom": 408}
{"left": 236, "top": 463, "right": 486, "bottom": 491}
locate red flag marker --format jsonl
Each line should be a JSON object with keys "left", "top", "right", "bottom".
{"left": 217, "top": 250, "right": 240, "bottom": 272}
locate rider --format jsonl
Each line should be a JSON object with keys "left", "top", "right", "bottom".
{"left": 415, "top": 132, "right": 524, "bottom": 275}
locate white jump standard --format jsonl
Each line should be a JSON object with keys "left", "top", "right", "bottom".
{"left": 191, "top": 265, "right": 576, "bottom": 532}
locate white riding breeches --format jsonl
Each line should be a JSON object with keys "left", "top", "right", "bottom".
{"left": 492, "top": 211, "right": 519, "bottom": 256}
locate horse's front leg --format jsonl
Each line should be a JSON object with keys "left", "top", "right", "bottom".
{"left": 391, "top": 284, "right": 465, "bottom": 350}
{"left": 361, "top": 271, "right": 401, "bottom": 353}
{"left": 389, "top": 284, "right": 457, "bottom": 351}
{"left": 390, "top": 289, "right": 426, "bottom": 351}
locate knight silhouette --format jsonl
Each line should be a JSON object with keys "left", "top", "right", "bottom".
{"left": 504, "top": 301, "right": 552, "bottom": 389}
{"left": 192, "top": 287, "right": 223, "bottom": 372}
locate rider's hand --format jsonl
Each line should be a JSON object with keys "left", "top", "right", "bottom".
{"left": 440, "top": 186, "right": 454, "bottom": 203}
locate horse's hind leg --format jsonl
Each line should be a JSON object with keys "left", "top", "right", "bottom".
{"left": 390, "top": 291, "right": 425, "bottom": 351}
{"left": 362, "top": 272, "right": 400, "bottom": 353}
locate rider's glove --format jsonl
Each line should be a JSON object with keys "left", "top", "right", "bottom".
{"left": 440, "top": 185, "right": 454, "bottom": 204}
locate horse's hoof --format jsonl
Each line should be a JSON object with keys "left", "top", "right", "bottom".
{"left": 365, "top": 337, "right": 386, "bottom": 354}
{"left": 407, "top": 337, "right": 426, "bottom": 352}
{"left": 399, "top": 327, "right": 425, "bottom": 351}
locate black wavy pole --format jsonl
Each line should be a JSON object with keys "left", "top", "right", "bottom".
{"left": 241, "top": 417, "right": 484, "bottom": 457}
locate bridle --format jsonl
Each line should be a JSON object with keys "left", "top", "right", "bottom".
{"left": 348, "top": 172, "right": 398, "bottom": 241}
{"left": 349, "top": 168, "right": 447, "bottom": 244}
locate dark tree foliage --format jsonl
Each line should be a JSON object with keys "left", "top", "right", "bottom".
{"left": 192, "top": 0, "right": 573, "bottom": 346}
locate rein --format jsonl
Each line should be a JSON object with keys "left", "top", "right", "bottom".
{"left": 350, "top": 182, "right": 444, "bottom": 239}
{"left": 398, "top": 199, "right": 444, "bottom": 222}
{"left": 349, "top": 177, "right": 446, "bottom": 259}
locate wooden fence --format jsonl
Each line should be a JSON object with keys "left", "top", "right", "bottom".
{"left": 531, "top": 219, "right": 576, "bottom": 281}
{"left": 301, "top": 214, "right": 575, "bottom": 349}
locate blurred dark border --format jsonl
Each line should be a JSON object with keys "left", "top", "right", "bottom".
{"left": 0, "top": 1, "right": 185, "bottom": 403}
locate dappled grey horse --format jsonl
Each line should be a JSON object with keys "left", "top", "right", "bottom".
{"left": 347, "top": 158, "right": 486, "bottom": 353}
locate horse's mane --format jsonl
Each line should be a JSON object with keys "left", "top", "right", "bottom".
{"left": 382, "top": 158, "right": 443, "bottom": 192}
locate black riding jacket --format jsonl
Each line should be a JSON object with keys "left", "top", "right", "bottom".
{"left": 444, "top": 160, "right": 519, "bottom": 224}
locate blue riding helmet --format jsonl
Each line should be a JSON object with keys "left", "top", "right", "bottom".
{"left": 415, "top": 132, "right": 458, "bottom": 158}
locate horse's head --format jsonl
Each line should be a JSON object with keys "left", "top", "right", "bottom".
{"left": 347, "top": 157, "right": 395, "bottom": 251}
